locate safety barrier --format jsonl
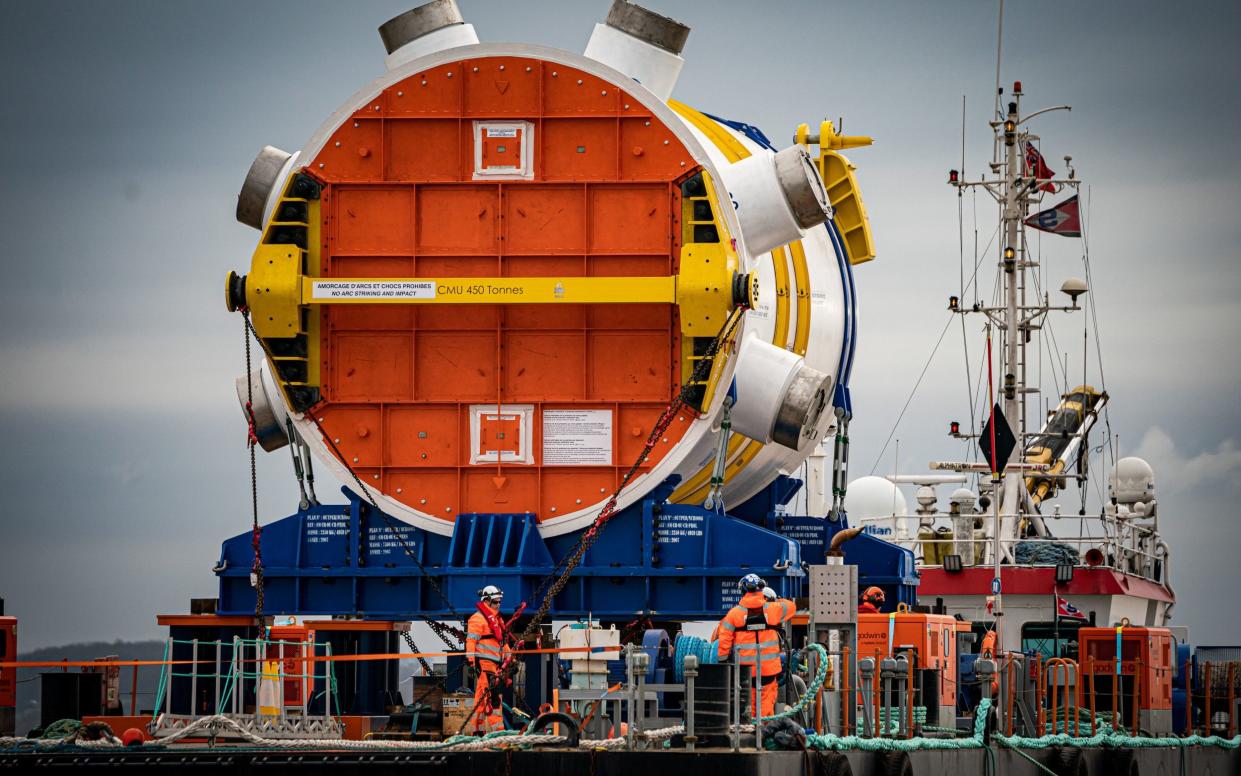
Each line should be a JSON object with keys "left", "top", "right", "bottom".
{"left": 150, "top": 636, "right": 342, "bottom": 740}
{"left": 1188, "top": 659, "right": 1240, "bottom": 737}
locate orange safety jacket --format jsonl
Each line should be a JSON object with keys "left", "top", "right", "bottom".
{"left": 466, "top": 608, "right": 505, "bottom": 672}
{"left": 716, "top": 591, "right": 795, "bottom": 678}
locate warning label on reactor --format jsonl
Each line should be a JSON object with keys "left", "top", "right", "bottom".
{"left": 542, "top": 409, "right": 613, "bottom": 466}
{"left": 311, "top": 280, "right": 436, "bottom": 299}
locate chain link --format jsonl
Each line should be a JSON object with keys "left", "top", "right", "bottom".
{"left": 400, "top": 630, "right": 434, "bottom": 677}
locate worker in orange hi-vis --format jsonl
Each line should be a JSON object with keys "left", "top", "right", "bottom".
{"left": 466, "top": 585, "right": 510, "bottom": 733}
{"left": 858, "top": 586, "right": 886, "bottom": 614}
{"left": 716, "top": 574, "right": 796, "bottom": 719}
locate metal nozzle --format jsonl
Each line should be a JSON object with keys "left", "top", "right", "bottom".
{"left": 378, "top": 0, "right": 464, "bottom": 55}
{"left": 236, "top": 146, "right": 291, "bottom": 230}
{"left": 604, "top": 0, "right": 689, "bottom": 55}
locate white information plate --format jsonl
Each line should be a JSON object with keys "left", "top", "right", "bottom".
{"left": 311, "top": 280, "right": 436, "bottom": 300}
{"left": 542, "top": 409, "right": 613, "bottom": 466}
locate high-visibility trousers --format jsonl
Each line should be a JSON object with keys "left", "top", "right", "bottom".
{"left": 759, "top": 677, "right": 778, "bottom": 717}
{"left": 745, "top": 672, "right": 779, "bottom": 720}
{"left": 473, "top": 668, "right": 505, "bottom": 733}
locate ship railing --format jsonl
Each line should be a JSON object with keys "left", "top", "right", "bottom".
{"left": 872, "top": 511, "right": 1167, "bottom": 583}
{"left": 149, "top": 636, "right": 342, "bottom": 740}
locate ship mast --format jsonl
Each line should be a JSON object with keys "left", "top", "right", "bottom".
{"left": 951, "top": 83, "right": 1077, "bottom": 638}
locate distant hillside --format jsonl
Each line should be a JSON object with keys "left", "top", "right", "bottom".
{"left": 14, "top": 640, "right": 165, "bottom": 737}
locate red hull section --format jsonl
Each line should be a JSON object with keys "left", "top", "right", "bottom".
{"left": 919, "top": 567, "right": 1173, "bottom": 603}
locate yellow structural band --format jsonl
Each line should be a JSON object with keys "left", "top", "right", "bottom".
{"left": 790, "top": 241, "right": 812, "bottom": 356}
{"left": 299, "top": 276, "right": 677, "bottom": 305}
{"left": 667, "top": 100, "right": 813, "bottom": 505}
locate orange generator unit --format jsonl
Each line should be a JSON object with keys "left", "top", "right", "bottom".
{"left": 1079, "top": 625, "right": 1173, "bottom": 735}
{"left": 858, "top": 611, "right": 963, "bottom": 728}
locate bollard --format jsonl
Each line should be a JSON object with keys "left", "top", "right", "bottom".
{"left": 858, "top": 658, "right": 876, "bottom": 737}
{"left": 683, "top": 654, "right": 698, "bottom": 751}
{"left": 880, "top": 658, "right": 898, "bottom": 737}
{"left": 895, "top": 656, "right": 911, "bottom": 738}
{"left": 633, "top": 650, "right": 650, "bottom": 748}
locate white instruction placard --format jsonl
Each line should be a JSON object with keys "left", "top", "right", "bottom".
{"left": 311, "top": 280, "right": 436, "bottom": 300}
{"left": 542, "top": 409, "right": 613, "bottom": 466}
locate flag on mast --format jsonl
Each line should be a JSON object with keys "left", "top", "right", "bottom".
{"left": 1024, "top": 195, "right": 1082, "bottom": 237}
{"left": 1023, "top": 140, "right": 1059, "bottom": 192}
{"left": 1056, "top": 596, "right": 1088, "bottom": 619}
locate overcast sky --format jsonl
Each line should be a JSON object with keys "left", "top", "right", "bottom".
{"left": 2, "top": 0, "right": 1238, "bottom": 650}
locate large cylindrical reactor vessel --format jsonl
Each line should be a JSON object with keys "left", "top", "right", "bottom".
{"left": 227, "top": 0, "right": 872, "bottom": 540}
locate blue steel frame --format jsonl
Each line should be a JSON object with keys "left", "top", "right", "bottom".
{"left": 216, "top": 475, "right": 918, "bottom": 618}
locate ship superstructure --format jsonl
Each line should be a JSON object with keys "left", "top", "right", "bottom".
{"left": 845, "top": 81, "right": 1174, "bottom": 656}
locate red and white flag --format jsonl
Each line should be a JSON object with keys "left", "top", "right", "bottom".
{"left": 1023, "top": 141, "right": 1059, "bottom": 193}
{"left": 1056, "top": 596, "right": 1088, "bottom": 619}
{"left": 1024, "top": 195, "right": 1081, "bottom": 237}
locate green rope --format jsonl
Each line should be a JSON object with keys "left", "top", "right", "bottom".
{"left": 802, "top": 696, "right": 1241, "bottom": 753}
{"left": 759, "top": 642, "right": 830, "bottom": 722}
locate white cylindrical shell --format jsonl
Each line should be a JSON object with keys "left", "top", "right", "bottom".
{"left": 662, "top": 116, "right": 849, "bottom": 509}
{"left": 384, "top": 23, "right": 479, "bottom": 70}
{"left": 731, "top": 334, "right": 832, "bottom": 451}
{"left": 730, "top": 334, "right": 803, "bottom": 444}
{"left": 583, "top": 23, "right": 684, "bottom": 101}
{"left": 722, "top": 146, "right": 830, "bottom": 257}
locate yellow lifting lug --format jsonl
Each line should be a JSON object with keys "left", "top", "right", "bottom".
{"left": 675, "top": 241, "right": 743, "bottom": 335}
{"left": 244, "top": 243, "right": 303, "bottom": 338}
{"left": 795, "top": 120, "right": 874, "bottom": 151}
{"left": 795, "top": 120, "right": 877, "bottom": 265}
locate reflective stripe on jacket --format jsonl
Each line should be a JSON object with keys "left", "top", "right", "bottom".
{"left": 467, "top": 610, "right": 504, "bottom": 669}
{"left": 715, "top": 591, "right": 795, "bottom": 677}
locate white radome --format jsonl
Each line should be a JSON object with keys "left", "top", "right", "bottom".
{"left": 845, "top": 475, "right": 909, "bottom": 520}
{"left": 1110, "top": 457, "right": 1156, "bottom": 505}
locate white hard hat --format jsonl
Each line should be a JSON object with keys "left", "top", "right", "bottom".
{"left": 762, "top": 586, "right": 777, "bottom": 602}
{"left": 478, "top": 585, "right": 504, "bottom": 601}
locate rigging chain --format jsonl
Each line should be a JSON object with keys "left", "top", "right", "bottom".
{"left": 241, "top": 309, "right": 264, "bottom": 617}
{"left": 400, "top": 630, "right": 433, "bottom": 677}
